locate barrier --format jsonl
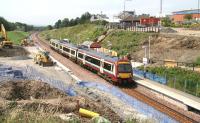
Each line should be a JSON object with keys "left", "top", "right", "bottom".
{"left": 133, "top": 69, "right": 167, "bottom": 84}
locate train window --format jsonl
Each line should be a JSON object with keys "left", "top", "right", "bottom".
{"left": 78, "top": 53, "right": 84, "bottom": 59}
{"left": 52, "top": 42, "right": 55, "bottom": 46}
{"left": 63, "top": 47, "right": 70, "bottom": 52}
{"left": 59, "top": 45, "right": 62, "bottom": 49}
{"left": 104, "top": 62, "right": 112, "bottom": 71}
{"left": 85, "top": 56, "right": 100, "bottom": 66}
{"left": 56, "top": 44, "right": 58, "bottom": 47}
{"left": 71, "top": 50, "right": 75, "bottom": 55}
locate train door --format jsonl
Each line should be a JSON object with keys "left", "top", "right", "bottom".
{"left": 83, "top": 53, "right": 87, "bottom": 65}
{"left": 69, "top": 48, "right": 71, "bottom": 58}
{"left": 100, "top": 59, "right": 104, "bottom": 73}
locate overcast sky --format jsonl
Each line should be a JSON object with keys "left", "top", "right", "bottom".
{"left": 0, "top": 0, "right": 198, "bottom": 26}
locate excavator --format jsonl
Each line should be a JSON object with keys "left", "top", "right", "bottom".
{"left": 21, "top": 37, "right": 34, "bottom": 46}
{"left": 34, "top": 51, "right": 54, "bottom": 67}
{"left": 0, "top": 24, "right": 13, "bottom": 48}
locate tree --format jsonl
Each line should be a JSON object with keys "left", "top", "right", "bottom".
{"left": 80, "top": 12, "right": 91, "bottom": 24}
{"left": 60, "top": 18, "right": 69, "bottom": 27}
{"left": 47, "top": 25, "right": 53, "bottom": 30}
{"left": 54, "top": 20, "right": 62, "bottom": 28}
{"left": 161, "top": 17, "right": 172, "bottom": 27}
{"left": 0, "top": 17, "right": 12, "bottom": 31}
{"left": 184, "top": 14, "right": 193, "bottom": 20}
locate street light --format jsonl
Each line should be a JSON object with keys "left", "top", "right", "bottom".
{"left": 142, "top": 45, "right": 148, "bottom": 78}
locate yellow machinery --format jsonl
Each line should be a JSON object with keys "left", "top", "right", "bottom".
{"left": 0, "top": 24, "right": 13, "bottom": 48}
{"left": 34, "top": 51, "right": 53, "bottom": 67}
{"left": 21, "top": 38, "right": 34, "bottom": 46}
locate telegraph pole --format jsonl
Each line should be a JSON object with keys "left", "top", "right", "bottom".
{"left": 123, "top": 0, "right": 132, "bottom": 29}
{"left": 198, "top": 0, "right": 200, "bottom": 21}
{"left": 160, "top": 0, "right": 163, "bottom": 17}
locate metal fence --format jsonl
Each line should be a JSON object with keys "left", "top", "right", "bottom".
{"left": 0, "top": 65, "right": 77, "bottom": 96}
{"left": 106, "top": 24, "right": 160, "bottom": 33}
{"left": 133, "top": 69, "right": 200, "bottom": 97}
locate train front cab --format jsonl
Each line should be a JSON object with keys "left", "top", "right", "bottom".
{"left": 115, "top": 60, "right": 133, "bottom": 84}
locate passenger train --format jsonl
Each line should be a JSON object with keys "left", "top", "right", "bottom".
{"left": 49, "top": 39, "right": 133, "bottom": 84}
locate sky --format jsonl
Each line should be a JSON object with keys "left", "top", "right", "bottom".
{"left": 0, "top": 0, "right": 198, "bottom": 26}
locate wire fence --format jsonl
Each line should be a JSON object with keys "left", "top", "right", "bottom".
{"left": 133, "top": 69, "right": 200, "bottom": 97}
{"left": 0, "top": 65, "right": 77, "bottom": 96}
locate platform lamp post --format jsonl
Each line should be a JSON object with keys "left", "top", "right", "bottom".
{"left": 142, "top": 45, "right": 148, "bottom": 78}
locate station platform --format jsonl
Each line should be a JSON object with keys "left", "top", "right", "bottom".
{"left": 134, "top": 75, "right": 200, "bottom": 111}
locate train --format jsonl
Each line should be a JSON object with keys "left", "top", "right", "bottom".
{"left": 49, "top": 39, "right": 133, "bottom": 84}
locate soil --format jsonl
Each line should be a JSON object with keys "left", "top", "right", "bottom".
{"left": 0, "top": 46, "right": 29, "bottom": 57}
{"left": 132, "top": 33, "right": 200, "bottom": 63}
{"left": 0, "top": 81, "right": 121, "bottom": 123}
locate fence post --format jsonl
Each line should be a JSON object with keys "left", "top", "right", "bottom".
{"left": 173, "top": 77, "right": 176, "bottom": 88}
{"left": 184, "top": 80, "right": 187, "bottom": 92}
{"left": 196, "top": 83, "right": 199, "bottom": 96}
{"left": 165, "top": 74, "right": 167, "bottom": 84}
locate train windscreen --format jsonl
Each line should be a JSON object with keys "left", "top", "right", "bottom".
{"left": 118, "top": 64, "right": 132, "bottom": 73}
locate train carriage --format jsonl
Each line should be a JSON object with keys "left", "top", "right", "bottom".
{"left": 50, "top": 39, "right": 133, "bottom": 84}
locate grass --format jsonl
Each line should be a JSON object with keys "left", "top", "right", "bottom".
{"left": 139, "top": 66, "right": 200, "bottom": 97}
{"left": 7, "top": 31, "right": 29, "bottom": 45}
{"left": 0, "top": 111, "right": 68, "bottom": 123}
{"left": 39, "top": 23, "right": 107, "bottom": 44}
{"left": 101, "top": 30, "right": 151, "bottom": 56}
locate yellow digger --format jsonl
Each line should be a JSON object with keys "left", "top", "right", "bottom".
{"left": 34, "top": 51, "right": 54, "bottom": 67}
{"left": 0, "top": 24, "right": 13, "bottom": 48}
{"left": 21, "top": 38, "right": 34, "bottom": 46}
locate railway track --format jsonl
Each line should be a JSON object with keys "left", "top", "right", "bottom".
{"left": 122, "top": 88, "right": 197, "bottom": 123}
{"left": 32, "top": 32, "right": 198, "bottom": 123}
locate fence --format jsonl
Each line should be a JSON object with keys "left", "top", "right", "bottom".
{"left": 126, "top": 26, "right": 160, "bottom": 33}
{"left": 0, "top": 65, "right": 77, "bottom": 96}
{"left": 133, "top": 68, "right": 200, "bottom": 97}
{"left": 106, "top": 24, "right": 160, "bottom": 33}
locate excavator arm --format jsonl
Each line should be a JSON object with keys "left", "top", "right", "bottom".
{"left": 0, "top": 24, "right": 13, "bottom": 48}
{"left": 0, "top": 24, "right": 8, "bottom": 41}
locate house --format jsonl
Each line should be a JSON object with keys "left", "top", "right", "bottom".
{"left": 140, "top": 17, "right": 160, "bottom": 26}
{"left": 90, "top": 14, "right": 109, "bottom": 22}
{"left": 172, "top": 9, "right": 200, "bottom": 23}
{"left": 117, "top": 11, "right": 139, "bottom": 27}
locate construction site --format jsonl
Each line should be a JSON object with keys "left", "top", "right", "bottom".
{"left": 1, "top": 0, "right": 200, "bottom": 123}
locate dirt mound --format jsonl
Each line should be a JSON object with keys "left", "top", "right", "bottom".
{"left": 0, "top": 46, "right": 29, "bottom": 57}
{"left": 0, "top": 81, "right": 66, "bottom": 100}
{"left": 0, "top": 81, "right": 120, "bottom": 122}
{"left": 132, "top": 34, "right": 200, "bottom": 63}
{"left": 161, "top": 27, "right": 177, "bottom": 33}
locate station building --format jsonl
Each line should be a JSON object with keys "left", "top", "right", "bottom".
{"left": 172, "top": 9, "right": 200, "bottom": 23}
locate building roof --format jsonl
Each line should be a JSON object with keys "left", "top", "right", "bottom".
{"left": 173, "top": 9, "right": 200, "bottom": 15}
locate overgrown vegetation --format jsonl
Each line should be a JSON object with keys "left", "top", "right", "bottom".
{"left": 40, "top": 23, "right": 106, "bottom": 44}
{"left": 7, "top": 31, "right": 29, "bottom": 45}
{"left": 0, "top": 110, "right": 67, "bottom": 123}
{"left": 0, "top": 17, "right": 34, "bottom": 32}
{"left": 53, "top": 12, "right": 92, "bottom": 29}
{"left": 139, "top": 67, "right": 200, "bottom": 97}
{"left": 102, "top": 30, "right": 151, "bottom": 56}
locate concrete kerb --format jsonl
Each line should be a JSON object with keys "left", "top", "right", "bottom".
{"left": 37, "top": 47, "right": 82, "bottom": 83}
